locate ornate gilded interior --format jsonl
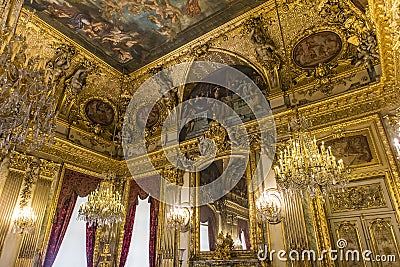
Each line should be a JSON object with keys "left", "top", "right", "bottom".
{"left": 1, "top": 0, "right": 400, "bottom": 266}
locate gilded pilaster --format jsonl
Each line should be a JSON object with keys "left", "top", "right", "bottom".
{"left": 310, "top": 195, "right": 335, "bottom": 267}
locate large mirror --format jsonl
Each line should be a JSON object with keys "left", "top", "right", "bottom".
{"left": 198, "top": 159, "right": 251, "bottom": 252}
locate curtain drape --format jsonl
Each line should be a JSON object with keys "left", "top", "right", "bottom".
{"left": 149, "top": 197, "right": 159, "bottom": 267}
{"left": 43, "top": 169, "right": 100, "bottom": 267}
{"left": 86, "top": 223, "right": 97, "bottom": 267}
{"left": 119, "top": 181, "right": 141, "bottom": 267}
{"left": 119, "top": 179, "right": 159, "bottom": 267}
{"left": 200, "top": 205, "right": 217, "bottom": 251}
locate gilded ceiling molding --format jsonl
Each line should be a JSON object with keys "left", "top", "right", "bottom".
{"left": 367, "top": 0, "right": 396, "bottom": 85}
{"left": 329, "top": 183, "right": 387, "bottom": 212}
{"left": 6, "top": 0, "right": 398, "bottom": 179}
{"left": 35, "top": 137, "right": 125, "bottom": 176}
{"left": 8, "top": 152, "right": 60, "bottom": 180}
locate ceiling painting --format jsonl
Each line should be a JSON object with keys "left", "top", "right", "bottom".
{"left": 26, "top": 0, "right": 266, "bottom": 71}
{"left": 293, "top": 31, "right": 342, "bottom": 69}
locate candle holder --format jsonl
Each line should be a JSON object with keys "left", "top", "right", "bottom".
{"left": 178, "top": 248, "right": 186, "bottom": 267}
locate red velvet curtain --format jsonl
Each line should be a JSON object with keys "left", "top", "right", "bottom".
{"left": 43, "top": 169, "right": 100, "bottom": 267}
{"left": 86, "top": 223, "right": 97, "bottom": 267}
{"left": 149, "top": 197, "right": 159, "bottom": 267}
{"left": 119, "top": 181, "right": 141, "bottom": 267}
{"left": 119, "top": 179, "right": 159, "bottom": 267}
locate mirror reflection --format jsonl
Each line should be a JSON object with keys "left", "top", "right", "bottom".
{"left": 199, "top": 160, "right": 250, "bottom": 251}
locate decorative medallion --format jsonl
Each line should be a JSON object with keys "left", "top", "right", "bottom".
{"left": 136, "top": 104, "right": 160, "bottom": 128}
{"left": 293, "top": 31, "right": 342, "bottom": 68}
{"left": 85, "top": 99, "right": 115, "bottom": 126}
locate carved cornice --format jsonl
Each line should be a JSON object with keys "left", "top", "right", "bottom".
{"left": 9, "top": 152, "right": 60, "bottom": 180}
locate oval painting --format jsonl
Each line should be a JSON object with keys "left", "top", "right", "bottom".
{"left": 85, "top": 99, "right": 115, "bottom": 126}
{"left": 136, "top": 104, "right": 160, "bottom": 128}
{"left": 350, "top": 0, "right": 368, "bottom": 13}
{"left": 293, "top": 31, "right": 342, "bottom": 68}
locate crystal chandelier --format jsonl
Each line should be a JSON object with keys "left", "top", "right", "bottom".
{"left": 166, "top": 205, "right": 191, "bottom": 231}
{"left": 256, "top": 188, "right": 283, "bottom": 223}
{"left": 0, "top": 11, "right": 57, "bottom": 154}
{"left": 78, "top": 173, "right": 125, "bottom": 227}
{"left": 274, "top": 114, "right": 349, "bottom": 198}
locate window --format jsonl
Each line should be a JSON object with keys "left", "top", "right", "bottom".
{"left": 125, "top": 197, "right": 150, "bottom": 266}
{"left": 53, "top": 196, "right": 88, "bottom": 267}
{"left": 240, "top": 230, "right": 247, "bottom": 250}
{"left": 200, "top": 222, "right": 210, "bottom": 251}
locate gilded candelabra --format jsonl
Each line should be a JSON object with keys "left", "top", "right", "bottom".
{"left": 274, "top": 114, "right": 349, "bottom": 198}
{"left": 166, "top": 205, "right": 191, "bottom": 267}
{"left": 214, "top": 232, "right": 233, "bottom": 260}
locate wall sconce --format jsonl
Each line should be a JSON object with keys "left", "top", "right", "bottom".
{"left": 166, "top": 205, "right": 191, "bottom": 232}
{"left": 167, "top": 204, "right": 191, "bottom": 267}
{"left": 255, "top": 188, "right": 284, "bottom": 224}
{"left": 13, "top": 158, "right": 40, "bottom": 234}
{"left": 13, "top": 206, "right": 36, "bottom": 234}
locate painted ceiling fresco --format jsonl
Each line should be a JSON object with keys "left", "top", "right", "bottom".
{"left": 26, "top": 0, "right": 266, "bottom": 72}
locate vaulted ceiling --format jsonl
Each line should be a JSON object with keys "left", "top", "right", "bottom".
{"left": 26, "top": 0, "right": 268, "bottom": 72}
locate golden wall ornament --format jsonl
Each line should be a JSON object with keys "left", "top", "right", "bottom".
{"left": 13, "top": 158, "right": 40, "bottom": 234}
{"left": 213, "top": 232, "right": 234, "bottom": 260}
{"left": 162, "top": 167, "right": 184, "bottom": 186}
{"left": 368, "top": 217, "right": 400, "bottom": 260}
{"left": 241, "top": 15, "right": 281, "bottom": 92}
{"left": 202, "top": 120, "right": 230, "bottom": 155}
{"left": 0, "top": 10, "right": 64, "bottom": 155}
{"left": 328, "top": 183, "right": 387, "bottom": 212}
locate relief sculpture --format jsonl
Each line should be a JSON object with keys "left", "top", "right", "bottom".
{"left": 329, "top": 183, "right": 386, "bottom": 212}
